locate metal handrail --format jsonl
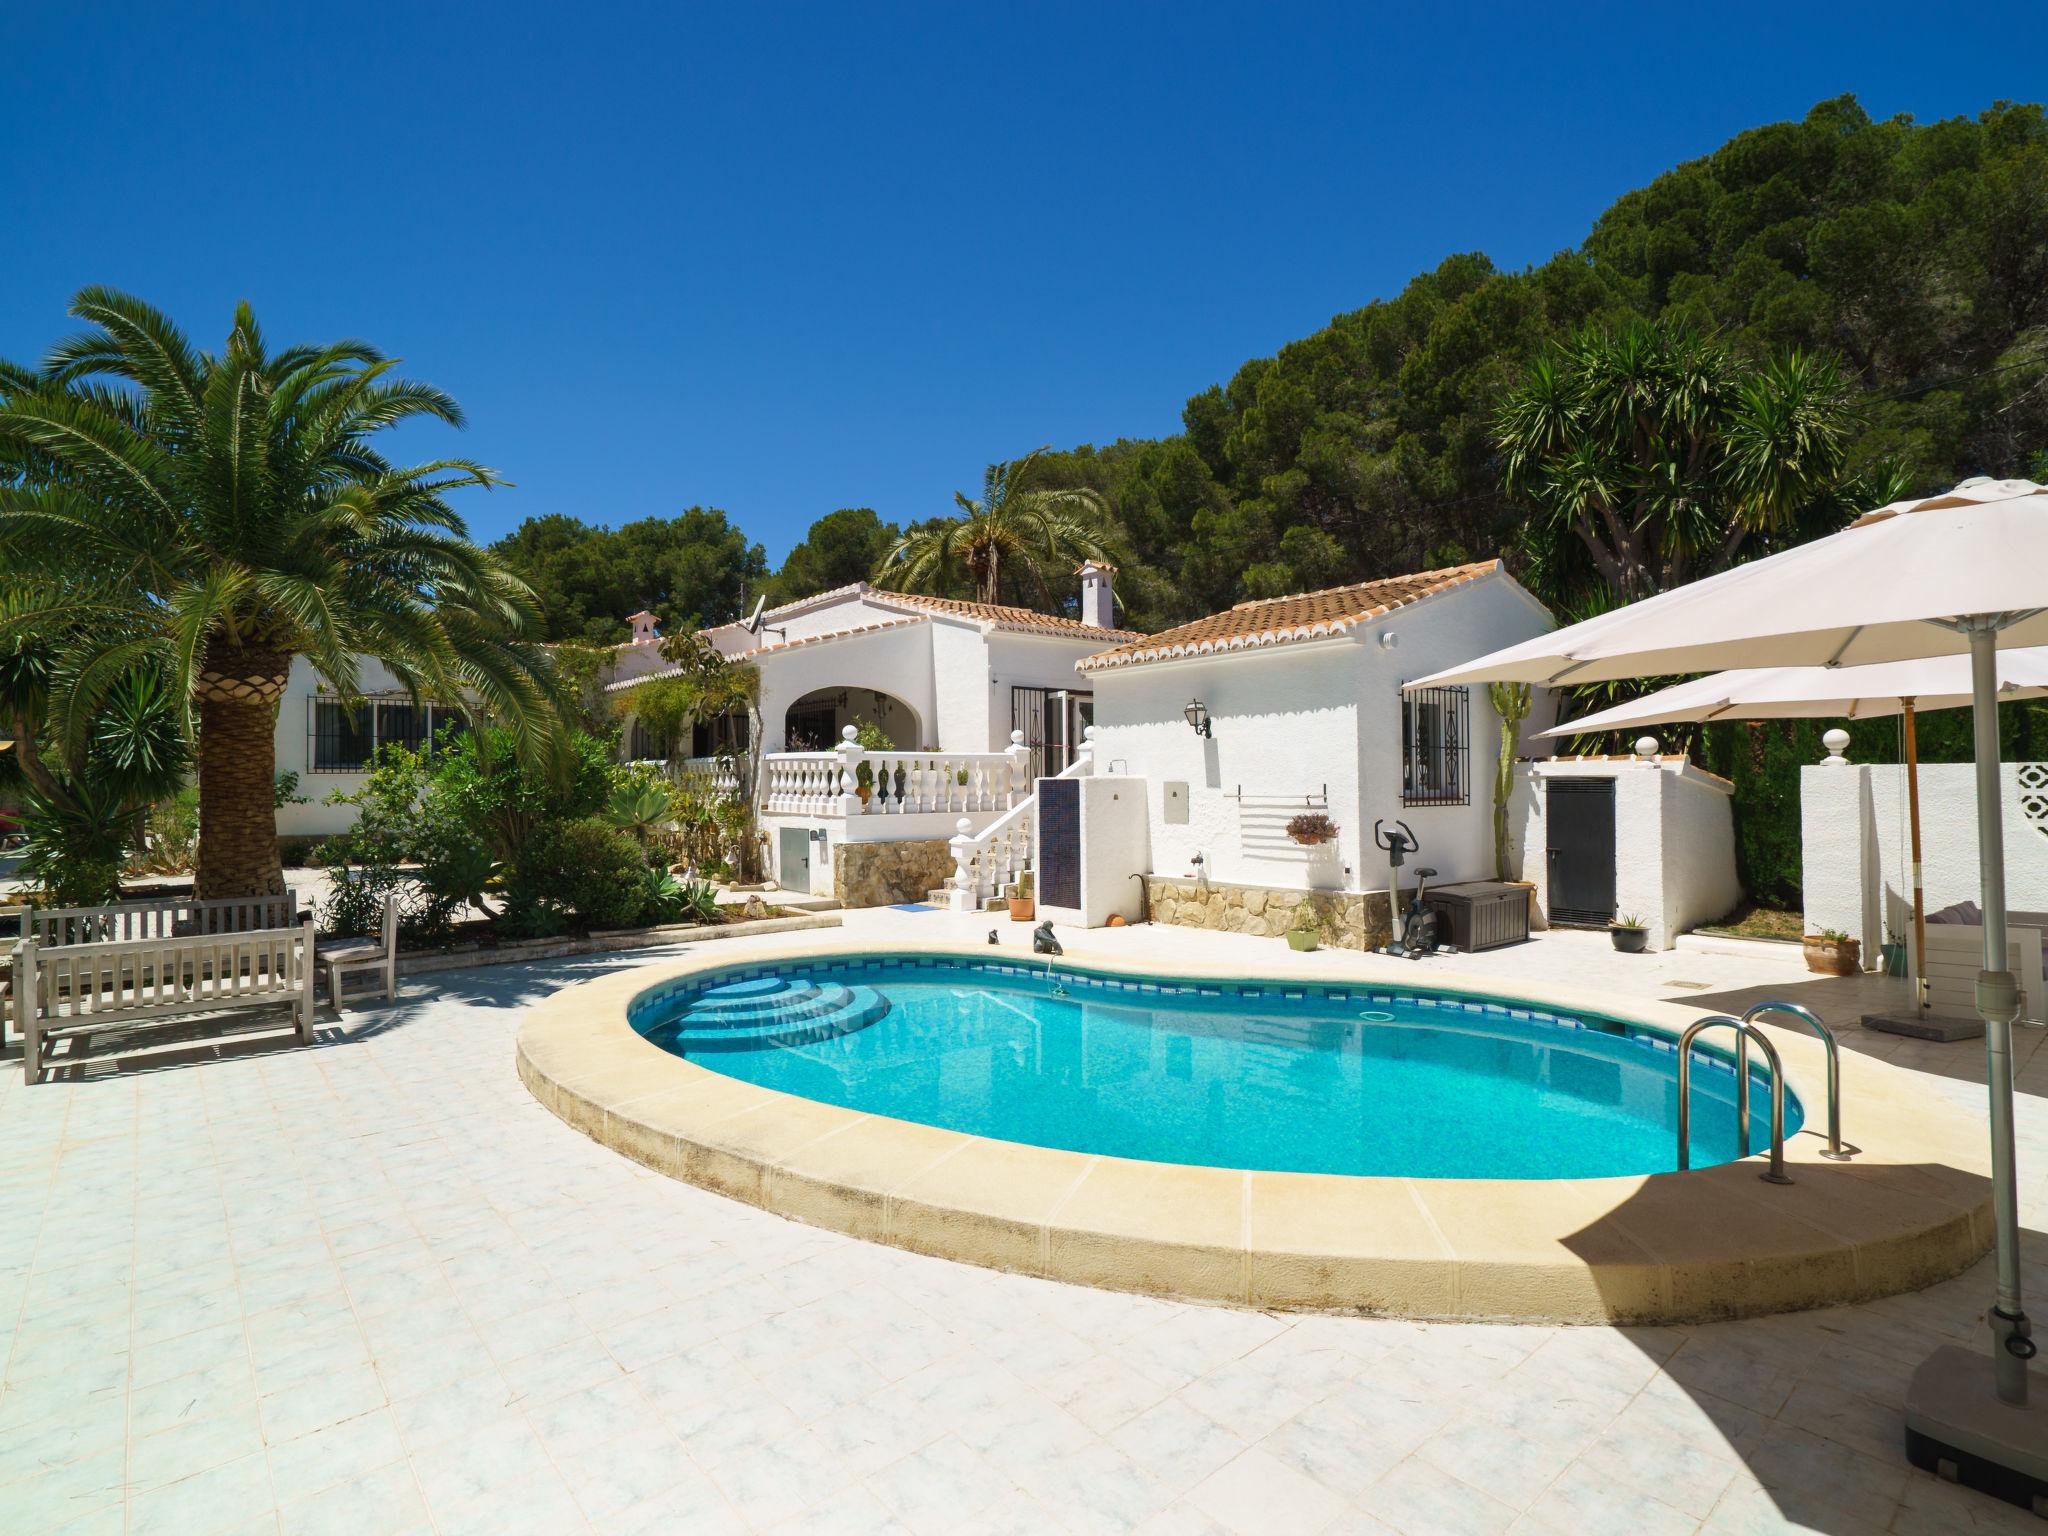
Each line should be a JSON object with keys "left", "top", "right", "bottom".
{"left": 1741, "top": 1001, "right": 1853, "bottom": 1160}
{"left": 1676, "top": 1014, "right": 1793, "bottom": 1184}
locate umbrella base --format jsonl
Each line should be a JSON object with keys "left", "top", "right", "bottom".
{"left": 1905, "top": 1344, "right": 2048, "bottom": 1514}
{"left": 1864, "top": 1010, "right": 1985, "bottom": 1042}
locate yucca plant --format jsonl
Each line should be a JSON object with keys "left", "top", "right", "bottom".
{"left": 0, "top": 289, "right": 563, "bottom": 898}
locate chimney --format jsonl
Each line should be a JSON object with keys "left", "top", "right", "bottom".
{"left": 627, "top": 609, "right": 660, "bottom": 644}
{"left": 1077, "top": 561, "right": 1117, "bottom": 630}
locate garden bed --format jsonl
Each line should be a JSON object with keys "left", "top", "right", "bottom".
{"left": 393, "top": 911, "right": 840, "bottom": 979}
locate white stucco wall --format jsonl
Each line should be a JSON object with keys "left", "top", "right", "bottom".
{"left": 273, "top": 655, "right": 413, "bottom": 839}
{"left": 752, "top": 624, "right": 941, "bottom": 751}
{"left": 1087, "top": 643, "right": 1367, "bottom": 891}
{"left": 1802, "top": 759, "right": 2048, "bottom": 956}
{"left": 1036, "top": 775, "right": 1150, "bottom": 927}
{"left": 1514, "top": 756, "right": 1740, "bottom": 949}
{"left": 928, "top": 620, "right": 994, "bottom": 752}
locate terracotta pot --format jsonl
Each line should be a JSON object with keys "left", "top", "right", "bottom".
{"left": 1803, "top": 936, "right": 1861, "bottom": 976}
{"left": 1007, "top": 897, "right": 1035, "bottom": 922}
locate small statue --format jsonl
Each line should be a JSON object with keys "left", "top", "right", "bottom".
{"left": 1032, "top": 920, "right": 1062, "bottom": 956}
{"left": 986, "top": 929, "right": 1000, "bottom": 945}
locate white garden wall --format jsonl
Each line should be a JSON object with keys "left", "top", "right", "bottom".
{"left": 1802, "top": 757, "right": 2048, "bottom": 958}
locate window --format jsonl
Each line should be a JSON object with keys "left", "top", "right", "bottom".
{"left": 1401, "top": 685, "right": 1469, "bottom": 806}
{"left": 307, "top": 696, "right": 458, "bottom": 773}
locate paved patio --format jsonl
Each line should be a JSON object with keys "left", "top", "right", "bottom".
{"left": 4, "top": 912, "right": 2046, "bottom": 1535}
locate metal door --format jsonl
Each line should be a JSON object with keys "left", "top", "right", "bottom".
{"left": 778, "top": 827, "right": 813, "bottom": 895}
{"left": 1011, "top": 687, "right": 1094, "bottom": 780}
{"left": 1545, "top": 778, "right": 1615, "bottom": 926}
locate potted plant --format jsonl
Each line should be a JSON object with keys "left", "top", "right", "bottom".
{"left": 1008, "top": 868, "right": 1035, "bottom": 923}
{"left": 1610, "top": 913, "right": 1649, "bottom": 953}
{"left": 1803, "top": 927, "right": 1862, "bottom": 976}
{"left": 1880, "top": 923, "right": 1909, "bottom": 978}
{"left": 1286, "top": 897, "right": 1321, "bottom": 951}
{"left": 849, "top": 719, "right": 893, "bottom": 805}
{"left": 1286, "top": 812, "right": 1338, "bottom": 847}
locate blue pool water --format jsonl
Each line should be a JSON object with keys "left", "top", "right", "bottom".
{"left": 630, "top": 956, "right": 1804, "bottom": 1180}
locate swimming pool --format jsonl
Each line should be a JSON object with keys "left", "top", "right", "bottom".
{"left": 629, "top": 954, "right": 1803, "bottom": 1180}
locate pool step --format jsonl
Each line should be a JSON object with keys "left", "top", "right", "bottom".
{"left": 662, "top": 978, "right": 890, "bottom": 1051}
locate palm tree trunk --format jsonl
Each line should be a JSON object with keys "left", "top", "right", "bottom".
{"left": 193, "top": 645, "right": 291, "bottom": 899}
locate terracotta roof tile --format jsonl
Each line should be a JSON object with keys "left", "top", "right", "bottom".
{"left": 864, "top": 588, "right": 1139, "bottom": 640}
{"left": 712, "top": 582, "right": 1140, "bottom": 642}
{"left": 1077, "top": 561, "right": 1503, "bottom": 672}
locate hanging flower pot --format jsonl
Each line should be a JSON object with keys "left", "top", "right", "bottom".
{"left": 1286, "top": 812, "right": 1338, "bottom": 847}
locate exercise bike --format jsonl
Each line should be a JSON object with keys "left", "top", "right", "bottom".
{"left": 1373, "top": 818, "right": 1440, "bottom": 960}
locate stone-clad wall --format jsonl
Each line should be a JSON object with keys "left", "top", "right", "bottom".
{"left": 833, "top": 838, "right": 957, "bottom": 908}
{"left": 1144, "top": 878, "right": 1393, "bottom": 951}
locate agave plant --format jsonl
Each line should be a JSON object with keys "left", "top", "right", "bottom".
{"left": 606, "top": 781, "right": 673, "bottom": 849}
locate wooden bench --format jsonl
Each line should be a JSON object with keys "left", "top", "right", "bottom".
{"left": 18, "top": 891, "right": 304, "bottom": 946}
{"left": 15, "top": 918, "right": 318, "bottom": 1081}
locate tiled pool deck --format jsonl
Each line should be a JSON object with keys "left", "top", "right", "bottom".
{"left": 5, "top": 910, "right": 2046, "bottom": 1535}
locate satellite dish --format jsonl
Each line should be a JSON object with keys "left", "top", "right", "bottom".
{"left": 744, "top": 595, "right": 767, "bottom": 634}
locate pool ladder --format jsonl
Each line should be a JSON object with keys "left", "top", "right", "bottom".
{"left": 1674, "top": 1001, "right": 1854, "bottom": 1184}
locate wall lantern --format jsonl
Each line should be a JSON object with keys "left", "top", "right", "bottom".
{"left": 1184, "top": 699, "right": 1213, "bottom": 738}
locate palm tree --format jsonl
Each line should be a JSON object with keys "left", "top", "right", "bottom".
{"left": 0, "top": 288, "right": 560, "bottom": 898}
{"left": 875, "top": 446, "right": 1112, "bottom": 606}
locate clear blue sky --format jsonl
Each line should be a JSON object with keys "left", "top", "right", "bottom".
{"left": 5, "top": 2, "right": 2044, "bottom": 560}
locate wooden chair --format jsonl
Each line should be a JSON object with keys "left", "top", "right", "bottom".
{"left": 321, "top": 893, "right": 399, "bottom": 1010}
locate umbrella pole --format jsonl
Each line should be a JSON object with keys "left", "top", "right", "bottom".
{"left": 1967, "top": 623, "right": 2031, "bottom": 1404}
{"left": 1904, "top": 699, "right": 1928, "bottom": 1015}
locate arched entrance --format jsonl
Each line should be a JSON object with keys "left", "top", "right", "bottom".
{"left": 782, "top": 686, "right": 923, "bottom": 752}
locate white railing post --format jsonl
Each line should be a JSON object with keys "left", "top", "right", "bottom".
{"left": 949, "top": 816, "right": 978, "bottom": 913}
{"left": 835, "top": 726, "right": 866, "bottom": 816}
{"left": 1006, "top": 729, "right": 1033, "bottom": 806}
{"left": 1078, "top": 724, "right": 1097, "bottom": 771}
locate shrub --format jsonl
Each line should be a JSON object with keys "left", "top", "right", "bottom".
{"left": 20, "top": 780, "right": 131, "bottom": 907}
{"left": 512, "top": 816, "right": 649, "bottom": 931}
{"left": 633, "top": 866, "right": 717, "bottom": 924}
{"left": 497, "top": 884, "right": 568, "bottom": 940}
{"left": 129, "top": 786, "right": 200, "bottom": 876}
{"left": 322, "top": 865, "right": 410, "bottom": 939}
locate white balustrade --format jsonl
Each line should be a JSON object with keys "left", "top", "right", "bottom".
{"left": 763, "top": 752, "right": 844, "bottom": 815}
{"left": 757, "top": 728, "right": 1035, "bottom": 819}
{"left": 672, "top": 755, "right": 744, "bottom": 796}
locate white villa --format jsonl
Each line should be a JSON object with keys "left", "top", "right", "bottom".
{"left": 608, "top": 566, "right": 1137, "bottom": 901}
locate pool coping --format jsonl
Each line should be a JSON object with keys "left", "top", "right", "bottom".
{"left": 515, "top": 935, "right": 1994, "bottom": 1324}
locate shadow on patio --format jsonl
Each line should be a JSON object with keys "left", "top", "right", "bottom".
{"left": 1556, "top": 1149, "right": 2034, "bottom": 1532}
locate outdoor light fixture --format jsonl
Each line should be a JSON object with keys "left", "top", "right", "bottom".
{"left": 1184, "top": 699, "right": 1212, "bottom": 737}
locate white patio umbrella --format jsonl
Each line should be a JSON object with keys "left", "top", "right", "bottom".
{"left": 1536, "top": 650, "right": 2048, "bottom": 1019}
{"left": 1410, "top": 477, "right": 2048, "bottom": 1479}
